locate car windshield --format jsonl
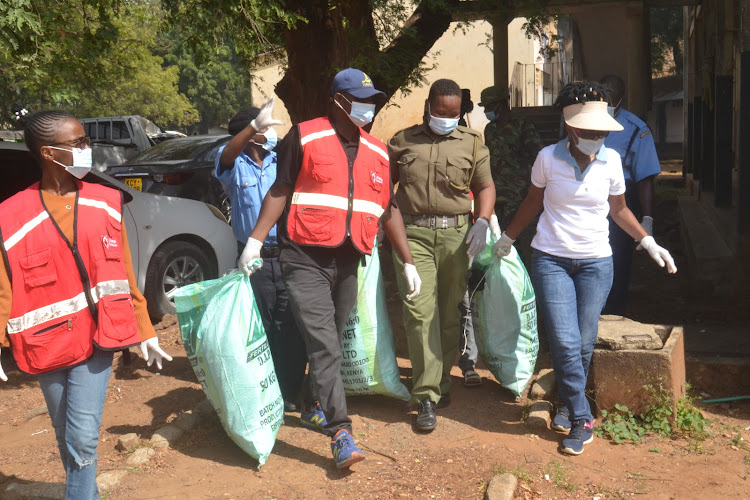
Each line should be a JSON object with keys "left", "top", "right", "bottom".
{"left": 126, "top": 136, "right": 221, "bottom": 163}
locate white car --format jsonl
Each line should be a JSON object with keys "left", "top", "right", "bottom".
{"left": 1, "top": 141, "right": 237, "bottom": 319}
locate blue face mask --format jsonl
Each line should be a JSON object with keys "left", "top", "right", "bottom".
{"left": 485, "top": 111, "right": 497, "bottom": 121}
{"left": 428, "top": 103, "right": 459, "bottom": 136}
{"left": 336, "top": 95, "right": 376, "bottom": 128}
{"left": 261, "top": 127, "right": 277, "bottom": 152}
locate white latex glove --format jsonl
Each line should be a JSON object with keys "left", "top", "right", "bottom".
{"left": 465, "top": 217, "right": 489, "bottom": 257}
{"left": 139, "top": 337, "right": 173, "bottom": 370}
{"left": 493, "top": 232, "right": 515, "bottom": 258}
{"left": 636, "top": 216, "right": 654, "bottom": 251}
{"left": 639, "top": 236, "right": 677, "bottom": 274}
{"left": 250, "top": 96, "right": 283, "bottom": 131}
{"left": 403, "top": 263, "right": 422, "bottom": 301}
{"left": 489, "top": 214, "right": 502, "bottom": 240}
{"left": 0, "top": 348, "right": 7, "bottom": 382}
{"left": 239, "top": 237, "right": 263, "bottom": 277}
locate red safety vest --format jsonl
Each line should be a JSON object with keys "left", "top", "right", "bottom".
{"left": 288, "top": 117, "right": 390, "bottom": 254}
{"left": 0, "top": 181, "right": 141, "bottom": 375}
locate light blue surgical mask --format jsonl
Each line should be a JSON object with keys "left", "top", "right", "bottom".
{"left": 336, "top": 95, "right": 376, "bottom": 128}
{"left": 428, "top": 104, "right": 459, "bottom": 136}
{"left": 572, "top": 130, "right": 606, "bottom": 156}
{"left": 485, "top": 111, "right": 497, "bottom": 121}
{"left": 261, "top": 127, "right": 277, "bottom": 152}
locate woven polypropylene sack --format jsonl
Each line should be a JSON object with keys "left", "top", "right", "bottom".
{"left": 341, "top": 241, "right": 410, "bottom": 401}
{"left": 174, "top": 272, "right": 282, "bottom": 466}
{"left": 471, "top": 237, "right": 539, "bottom": 397}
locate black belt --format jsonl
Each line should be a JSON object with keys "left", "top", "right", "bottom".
{"left": 260, "top": 246, "right": 280, "bottom": 258}
{"left": 402, "top": 213, "right": 469, "bottom": 229}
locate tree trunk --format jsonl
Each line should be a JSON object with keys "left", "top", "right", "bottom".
{"left": 276, "top": 0, "right": 459, "bottom": 123}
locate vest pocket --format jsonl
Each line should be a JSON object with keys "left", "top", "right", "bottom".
{"left": 361, "top": 215, "right": 379, "bottom": 252}
{"left": 20, "top": 248, "right": 57, "bottom": 288}
{"left": 22, "top": 314, "right": 86, "bottom": 371}
{"left": 311, "top": 153, "right": 335, "bottom": 183}
{"left": 97, "top": 296, "right": 138, "bottom": 343}
{"left": 101, "top": 218, "right": 124, "bottom": 261}
{"left": 294, "top": 207, "right": 333, "bottom": 241}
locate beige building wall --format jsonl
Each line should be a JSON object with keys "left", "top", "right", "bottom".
{"left": 249, "top": 19, "right": 538, "bottom": 143}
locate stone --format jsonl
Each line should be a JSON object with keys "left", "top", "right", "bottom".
{"left": 127, "top": 447, "right": 155, "bottom": 466}
{"left": 96, "top": 469, "right": 128, "bottom": 491}
{"left": 596, "top": 316, "right": 663, "bottom": 350}
{"left": 116, "top": 433, "right": 140, "bottom": 452}
{"left": 149, "top": 424, "right": 184, "bottom": 449}
{"left": 485, "top": 473, "right": 517, "bottom": 500}
{"left": 5, "top": 481, "right": 65, "bottom": 499}
{"left": 193, "top": 399, "right": 215, "bottom": 420}
{"left": 526, "top": 401, "right": 553, "bottom": 430}
{"left": 173, "top": 411, "right": 198, "bottom": 432}
{"left": 592, "top": 325, "right": 686, "bottom": 416}
{"left": 529, "top": 369, "right": 555, "bottom": 400}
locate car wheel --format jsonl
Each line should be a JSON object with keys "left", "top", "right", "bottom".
{"left": 145, "top": 240, "right": 214, "bottom": 321}
{"left": 218, "top": 192, "right": 231, "bottom": 223}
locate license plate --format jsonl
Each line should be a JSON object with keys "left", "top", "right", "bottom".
{"left": 125, "top": 178, "right": 142, "bottom": 191}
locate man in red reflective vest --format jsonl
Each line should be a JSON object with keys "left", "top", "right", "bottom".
{"left": 240, "top": 68, "right": 420, "bottom": 469}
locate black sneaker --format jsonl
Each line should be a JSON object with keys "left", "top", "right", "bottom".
{"left": 437, "top": 392, "right": 451, "bottom": 409}
{"left": 415, "top": 399, "right": 437, "bottom": 431}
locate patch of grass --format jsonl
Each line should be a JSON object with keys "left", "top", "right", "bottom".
{"left": 654, "top": 177, "right": 687, "bottom": 201}
{"left": 545, "top": 461, "right": 576, "bottom": 492}
{"left": 492, "top": 463, "right": 533, "bottom": 484}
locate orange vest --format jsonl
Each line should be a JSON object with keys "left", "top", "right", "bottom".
{"left": 288, "top": 117, "right": 390, "bottom": 254}
{"left": 0, "top": 181, "right": 141, "bottom": 375}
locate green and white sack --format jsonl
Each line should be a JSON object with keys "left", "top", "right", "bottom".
{"left": 471, "top": 237, "right": 539, "bottom": 397}
{"left": 341, "top": 241, "right": 410, "bottom": 401}
{"left": 174, "top": 272, "right": 282, "bottom": 467}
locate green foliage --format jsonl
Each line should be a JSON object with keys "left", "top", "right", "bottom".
{"left": 595, "top": 403, "right": 646, "bottom": 443}
{"left": 650, "top": 7, "right": 683, "bottom": 76}
{"left": 595, "top": 383, "right": 710, "bottom": 445}
{"left": 545, "top": 461, "right": 576, "bottom": 492}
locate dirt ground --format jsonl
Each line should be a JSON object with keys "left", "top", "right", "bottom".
{"left": 1, "top": 172, "right": 749, "bottom": 499}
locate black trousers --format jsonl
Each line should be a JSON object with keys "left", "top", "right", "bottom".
{"left": 602, "top": 217, "right": 636, "bottom": 316}
{"left": 282, "top": 259, "right": 359, "bottom": 437}
{"left": 249, "top": 257, "right": 309, "bottom": 403}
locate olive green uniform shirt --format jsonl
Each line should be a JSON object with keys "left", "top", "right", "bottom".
{"left": 388, "top": 124, "right": 492, "bottom": 216}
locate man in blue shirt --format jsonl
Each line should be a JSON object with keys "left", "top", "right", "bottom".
{"left": 216, "top": 106, "right": 308, "bottom": 412}
{"left": 600, "top": 75, "right": 662, "bottom": 315}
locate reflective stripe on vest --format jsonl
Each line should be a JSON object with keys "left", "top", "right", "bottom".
{"left": 290, "top": 192, "right": 385, "bottom": 218}
{"left": 299, "top": 128, "right": 389, "bottom": 162}
{"left": 7, "top": 279, "right": 130, "bottom": 334}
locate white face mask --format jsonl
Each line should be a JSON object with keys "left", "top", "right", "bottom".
{"left": 572, "top": 130, "right": 605, "bottom": 156}
{"left": 260, "top": 127, "right": 277, "bottom": 152}
{"left": 607, "top": 97, "right": 623, "bottom": 117}
{"left": 427, "top": 103, "right": 459, "bottom": 135}
{"left": 48, "top": 146, "right": 93, "bottom": 179}
{"left": 335, "top": 95, "right": 376, "bottom": 128}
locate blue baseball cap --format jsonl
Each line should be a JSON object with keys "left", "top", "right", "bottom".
{"left": 331, "top": 68, "right": 385, "bottom": 100}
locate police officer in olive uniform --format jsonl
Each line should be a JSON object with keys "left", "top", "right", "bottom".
{"left": 479, "top": 85, "right": 543, "bottom": 263}
{"left": 388, "top": 79, "right": 496, "bottom": 432}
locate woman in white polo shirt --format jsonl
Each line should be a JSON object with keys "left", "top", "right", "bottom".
{"left": 493, "top": 82, "right": 677, "bottom": 456}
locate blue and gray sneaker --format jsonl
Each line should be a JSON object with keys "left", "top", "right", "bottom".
{"left": 552, "top": 403, "right": 572, "bottom": 432}
{"left": 300, "top": 402, "right": 327, "bottom": 432}
{"left": 561, "top": 419, "right": 594, "bottom": 455}
{"left": 330, "top": 429, "right": 366, "bottom": 469}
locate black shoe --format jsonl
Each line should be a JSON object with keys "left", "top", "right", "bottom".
{"left": 415, "top": 399, "right": 437, "bottom": 431}
{"left": 284, "top": 400, "right": 299, "bottom": 412}
{"left": 437, "top": 392, "right": 451, "bottom": 409}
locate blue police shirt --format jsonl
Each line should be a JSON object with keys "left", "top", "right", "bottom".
{"left": 215, "top": 145, "right": 278, "bottom": 245}
{"left": 603, "top": 109, "right": 661, "bottom": 185}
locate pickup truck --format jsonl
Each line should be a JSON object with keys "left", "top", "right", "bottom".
{"left": 80, "top": 115, "right": 185, "bottom": 171}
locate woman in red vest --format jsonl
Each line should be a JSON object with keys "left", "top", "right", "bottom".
{"left": 0, "top": 110, "right": 171, "bottom": 499}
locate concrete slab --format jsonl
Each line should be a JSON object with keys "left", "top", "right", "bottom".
{"left": 597, "top": 315, "right": 663, "bottom": 350}
{"left": 592, "top": 325, "right": 686, "bottom": 416}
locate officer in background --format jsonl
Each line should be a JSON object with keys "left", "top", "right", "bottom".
{"left": 388, "top": 78, "right": 495, "bottom": 432}
{"left": 216, "top": 105, "right": 308, "bottom": 413}
{"left": 479, "top": 85, "right": 543, "bottom": 262}
{"left": 599, "top": 75, "right": 662, "bottom": 316}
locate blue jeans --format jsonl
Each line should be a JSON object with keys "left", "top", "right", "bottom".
{"left": 531, "top": 250, "right": 613, "bottom": 422}
{"left": 37, "top": 349, "right": 114, "bottom": 500}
